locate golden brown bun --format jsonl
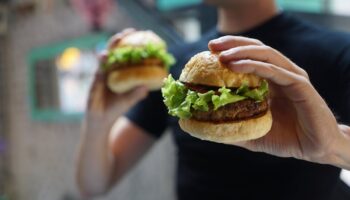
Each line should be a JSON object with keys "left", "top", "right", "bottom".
{"left": 116, "top": 30, "right": 166, "bottom": 48}
{"left": 107, "top": 66, "right": 168, "bottom": 93}
{"left": 180, "top": 51, "right": 262, "bottom": 88}
{"left": 179, "top": 110, "right": 272, "bottom": 144}
{"left": 107, "top": 30, "right": 169, "bottom": 93}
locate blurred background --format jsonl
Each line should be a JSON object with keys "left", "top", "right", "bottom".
{"left": 0, "top": 0, "right": 350, "bottom": 199}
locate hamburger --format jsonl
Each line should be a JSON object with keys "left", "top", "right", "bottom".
{"left": 161, "top": 51, "right": 272, "bottom": 144}
{"left": 102, "top": 30, "right": 175, "bottom": 93}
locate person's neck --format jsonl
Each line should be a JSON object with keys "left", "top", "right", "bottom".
{"left": 218, "top": 1, "right": 280, "bottom": 34}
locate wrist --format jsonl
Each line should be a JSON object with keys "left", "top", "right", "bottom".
{"left": 85, "top": 111, "right": 120, "bottom": 127}
{"left": 82, "top": 114, "right": 117, "bottom": 137}
{"left": 327, "top": 125, "right": 350, "bottom": 170}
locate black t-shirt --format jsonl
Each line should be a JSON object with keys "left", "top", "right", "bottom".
{"left": 126, "top": 13, "right": 350, "bottom": 200}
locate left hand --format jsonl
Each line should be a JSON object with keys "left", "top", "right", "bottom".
{"left": 208, "top": 36, "right": 350, "bottom": 168}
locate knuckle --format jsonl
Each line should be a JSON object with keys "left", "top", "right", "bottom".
{"left": 231, "top": 46, "right": 243, "bottom": 53}
{"left": 265, "top": 63, "right": 275, "bottom": 71}
{"left": 222, "top": 47, "right": 240, "bottom": 58}
{"left": 239, "top": 59, "right": 252, "bottom": 65}
{"left": 290, "top": 76, "right": 311, "bottom": 91}
{"left": 260, "top": 45, "right": 274, "bottom": 53}
{"left": 300, "top": 68, "right": 309, "bottom": 79}
{"left": 266, "top": 63, "right": 280, "bottom": 77}
{"left": 220, "top": 35, "right": 235, "bottom": 42}
{"left": 252, "top": 38, "right": 264, "bottom": 45}
{"left": 297, "top": 76, "right": 310, "bottom": 85}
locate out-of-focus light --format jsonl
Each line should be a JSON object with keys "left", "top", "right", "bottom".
{"left": 331, "top": 0, "right": 350, "bottom": 16}
{"left": 57, "top": 47, "right": 81, "bottom": 71}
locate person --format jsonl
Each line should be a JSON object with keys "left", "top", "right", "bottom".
{"left": 76, "top": 0, "right": 350, "bottom": 199}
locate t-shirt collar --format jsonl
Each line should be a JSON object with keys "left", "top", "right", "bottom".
{"left": 217, "top": 12, "right": 287, "bottom": 37}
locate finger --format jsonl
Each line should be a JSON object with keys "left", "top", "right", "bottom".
{"left": 98, "top": 50, "right": 109, "bottom": 66}
{"left": 111, "top": 86, "right": 149, "bottom": 112}
{"left": 228, "top": 59, "right": 311, "bottom": 102}
{"left": 93, "top": 69, "right": 107, "bottom": 83}
{"left": 87, "top": 71, "right": 107, "bottom": 103}
{"left": 228, "top": 60, "right": 295, "bottom": 86}
{"left": 107, "top": 28, "right": 136, "bottom": 50}
{"left": 220, "top": 45, "right": 308, "bottom": 77}
{"left": 87, "top": 77, "right": 107, "bottom": 112}
{"left": 208, "top": 36, "right": 263, "bottom": 52}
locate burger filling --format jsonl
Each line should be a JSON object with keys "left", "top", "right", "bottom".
{"left": 191, "top": 99, "right": 268, "bottom": 122}
{"left": 161, "top": 75, "right": 269, "bottom": 122}
{"left": 103, "top": 43, "right": 175, "bottom": 71}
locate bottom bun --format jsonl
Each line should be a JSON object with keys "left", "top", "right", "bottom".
{"left": 107, "top": 65, "right": 168, "bottom": 93}
{"left": 179, "top": 110, "right": 272, "bottom": 144}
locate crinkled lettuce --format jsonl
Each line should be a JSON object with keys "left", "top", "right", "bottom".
{"left": 103, "top": 43, "right": 176, "bottom": 71}
{"left": 161, "top": 75, "right": 268, "bottom": 119}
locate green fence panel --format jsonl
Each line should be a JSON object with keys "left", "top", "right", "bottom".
{"left": 277, "top": 0, "right": 326, "bottom": 13}
{"left": 157, "top": 0, "right": 201, "bottom": 11}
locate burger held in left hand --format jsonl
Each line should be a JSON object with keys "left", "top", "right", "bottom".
{"left": 103, "top": 30, "right": 175, "bottom": 93}
{"left": 162, "top": 51, "right": 272, "bottom": 144}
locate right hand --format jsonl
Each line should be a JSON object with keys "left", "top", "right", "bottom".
{"left": 208, "top": 36, "right": 349, "bottom": 167}
{"left": 86, "top": 29, "right": 148, "bottom": 124}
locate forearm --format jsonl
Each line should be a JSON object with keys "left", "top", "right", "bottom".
{"left": 76, "top": 118, "right": 115, "bottom": 197}
{"left": 330, "top": 125, "right": 350, "bottom": 170}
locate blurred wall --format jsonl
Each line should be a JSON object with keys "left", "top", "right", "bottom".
{"left": 4, "top": 2, "right": 175, "bottom": 200}
{"left": 0, "top": 31, "right": 10, "bottom": 197}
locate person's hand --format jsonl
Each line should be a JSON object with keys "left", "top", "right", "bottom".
{"left": 208, "top": 36, "right": 350, "bottom": 167}
{"left": 86, "top": 28, "right": 148, "bottom": 126}
{"left": 77, "top": 29, "right": 151, "bottom": 198}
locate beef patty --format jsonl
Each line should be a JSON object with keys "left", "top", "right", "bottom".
{"left": 191, "top": 99, "right": 268, "bottom": 123}
{"left": 183, "top": 82, "right": 268, "bottom": 123}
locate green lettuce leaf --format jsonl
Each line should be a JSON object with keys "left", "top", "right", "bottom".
{"left": 212, "top": 87, "right": 247, "bottom": 110}
{"left": 193, "top": 91, "right": 215, "bottom": 112}
{"left": 161, "top": 75, "right": 269, "bottom": 119}
{"left": 103, "top": 43, "right": 176, "bottom": 71}
{"left": 243, "top": 80, "right": 268, "bottom": 101}
{"left": 161, "top": 75, "right": 189, "bottom": 118}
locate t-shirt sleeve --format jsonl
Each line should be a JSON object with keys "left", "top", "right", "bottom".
{"left": 125, "top": 91, "right": 168, "bottom": 138}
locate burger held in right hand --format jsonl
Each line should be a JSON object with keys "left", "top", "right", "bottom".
{"left": 162, "top": 51, "right": 272, "bottom": 144}
{"left": 207, "top": 36, "right": 348, "bottom": 166}
{"left": 161, "top": 35, "right": 350, "bottom": 168}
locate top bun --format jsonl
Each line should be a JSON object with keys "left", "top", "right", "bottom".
{"left": 179, "top": 51, "right": 262, "bottom": 88}
{"left": 116, "top": 30, "right": 166, "bottom": 49}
